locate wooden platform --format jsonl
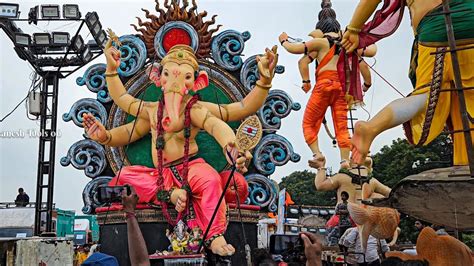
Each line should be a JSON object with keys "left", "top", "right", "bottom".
{"left": 367, "top": 166, "right": 474, "bottom": 230}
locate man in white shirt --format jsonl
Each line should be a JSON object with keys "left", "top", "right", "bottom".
{"left": 339, "top": 227, "right": 389, "bottom": 266}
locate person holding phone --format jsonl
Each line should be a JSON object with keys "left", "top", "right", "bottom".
{"left": 121, "top": 185, "right": 150, "bottom": 266}
{"left": 300, "top": 232, "right": 323, "bottom": 266}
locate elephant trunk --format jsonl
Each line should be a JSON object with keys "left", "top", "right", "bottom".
{"left": 162, "top": 83, "right": 185, "bottom": 132}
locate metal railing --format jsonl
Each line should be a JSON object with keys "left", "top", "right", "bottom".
{"left": 0, "top": 202, "right": 55, "bottom": 209}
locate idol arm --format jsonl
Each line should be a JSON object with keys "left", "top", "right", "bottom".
{"left": 314, "top": 170, "right": 339, "bottom": 191}
{"left": 299, "top": 51, "right": 318, "bottom": 82}
{"left": 281, "top": 38, "right": 326, "bottom": 55}
{"left": 197, "top": 83, "right": 271, "bottom": 122}
{"left": 348, "top": 0, "right": 382, "bottom": 29}
{"left": 106, "top": 118, "right": 151, "bottom": 147}
{"left": 191, "top": 104, "right": 237, "bottom": 149}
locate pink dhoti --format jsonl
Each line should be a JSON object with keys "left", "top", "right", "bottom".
{"left": 109, "top": 158, "right": 227, "bottom": 241}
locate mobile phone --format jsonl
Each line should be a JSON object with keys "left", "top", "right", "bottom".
{"left": 269, "top": 234, "right": 304, "bottom": 255}
{"left": 97, "top": 185, "right": 130, "bottom": 204}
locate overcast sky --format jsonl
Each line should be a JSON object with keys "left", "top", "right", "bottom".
{"left": 0, "top": 0, "right": 414, "bottom": 213}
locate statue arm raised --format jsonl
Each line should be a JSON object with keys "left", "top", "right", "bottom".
{"left": 104, "top": 37, "right": 151, "bottom": 120}
{"left": 281, "top": 37, "right": 326, "bottom": 55}
{"left": 342, "top": 0, "right": 382, "bottom": 53}
{"left": 199, "top": 46, "right": 279, "bottom": 122}
{"left": 349, "top": 0, "right": 382, "bottom": 29}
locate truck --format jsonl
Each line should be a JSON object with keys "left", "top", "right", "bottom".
{"left": 73, "top": 215, "right": 99, "bottom": 245}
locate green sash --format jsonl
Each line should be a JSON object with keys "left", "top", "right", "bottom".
{"left": 417, "top": 0, "right": 474, "bottom": 45}
{"left": 409, "top": 0, "right": 474, "bottom": 87}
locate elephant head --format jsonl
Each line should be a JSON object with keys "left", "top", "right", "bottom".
{"left": 147, "top": 45, "right": 209, "bottom": 132}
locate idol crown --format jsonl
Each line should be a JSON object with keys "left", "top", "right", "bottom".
{"left": 161, "top": 45, "right": 199, "bottom": 71}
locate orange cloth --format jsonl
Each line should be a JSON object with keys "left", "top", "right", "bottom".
{"left": 285, "top": 191, "right": 295, "bottom": 206}
{"left": 303, "top": 45, "right": 350, "bottom": 148}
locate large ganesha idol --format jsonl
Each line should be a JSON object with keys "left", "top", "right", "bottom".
{"left": 82, "top": 35, "right": 279, "bottom": 256}
{"left": 61, "top": 1, "right": 301, "bottom": 263}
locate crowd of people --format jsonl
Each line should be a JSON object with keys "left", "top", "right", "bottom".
{"left": 65, "top": 184, "right": 471, "bottom": 266}
{"left": 109, "top": 186, "right": 462, "bottom": 266}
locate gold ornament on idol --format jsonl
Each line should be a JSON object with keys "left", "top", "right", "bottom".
{"left": 160, "top": 45, "right": 199, "bottom": 71}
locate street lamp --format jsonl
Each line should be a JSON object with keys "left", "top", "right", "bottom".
{"left": 1, "top": 3, "right": 106, "bottom": 236}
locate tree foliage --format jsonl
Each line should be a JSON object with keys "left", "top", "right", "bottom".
{"left": 372, "top": 134, "right": 453, "bottom": 187}
{"left": 279, "top": 170, "right": 336, "bottom": 206}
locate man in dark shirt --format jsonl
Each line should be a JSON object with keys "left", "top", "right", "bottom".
{"left": 336, "top": 191, "right": 352, "bottom": 238}
{"left": 15, "top": 188, "right": 29, "bottom": 207}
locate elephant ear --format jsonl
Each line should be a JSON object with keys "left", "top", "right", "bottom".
{"left": 147, "top": 63, "right": 162, "bottom": 87}
{"left": 192, "top": 71, "right": 209, "bottom": 92}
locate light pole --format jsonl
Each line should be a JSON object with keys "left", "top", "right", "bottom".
{"left": 0, "top": 3, "right": 107, "bottom": 235}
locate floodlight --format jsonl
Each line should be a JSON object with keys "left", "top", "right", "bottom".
{"left": 28, "top": 6, "right": 39, "bottom": 25}
{"left": 52, "top": 32, "right": 69, "bottom": 46}
{"left": 71, "top": 35, "right": 84, "bottom": 51}
{"left": 95, "top": 29, "right": 107, "bottom": 48}
{"left": 62, "top": 4, "right": 80, "bottom": 19}
{"left": 15, "top": 33, "right": 31, "bottom": 47}
{"left": 85, "top": 12, "right": 99, "bottom": 28}
{"left": 33, "top": 33, "right": 51, "bottom": 46}
{"left": 90, "top": 21, "right": 102, "bottom": 36}
{"left": 81, "top": 45, "right": 92, "bottom": 62}
{"left": 41, "top": 5, "right": 60, "bottom": 19}
{"left": 0, "top": 3, "right": 19, "bottom": 18}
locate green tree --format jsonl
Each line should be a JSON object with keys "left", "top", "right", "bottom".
{"left": 373, "top": 134, "right": 453, "bottom": 187}
{"left": 279, "top": 170, "right": 336, "bottom": 206}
